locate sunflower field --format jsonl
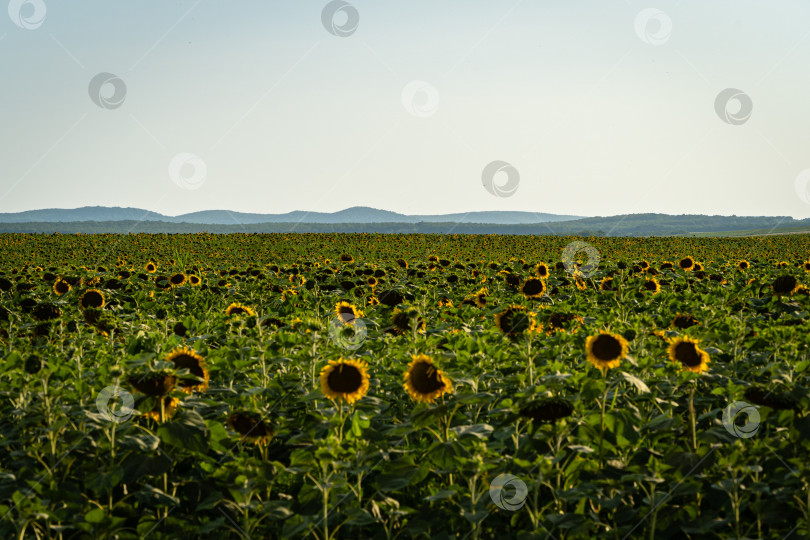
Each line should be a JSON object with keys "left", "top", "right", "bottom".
{"left": 1, "top": 232, "right": 810, "bottom": 539}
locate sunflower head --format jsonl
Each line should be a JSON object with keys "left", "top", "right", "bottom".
{"left": 671, "top": 313, "right": 699, "bottom": 329}
{"left": 743, "top": 386, "right": 798, "bottom": 411}
{"left": 188, "top": 274, "right": 201, "bottom": 286}
{"left": 585, "top": 332, "right": 629, "bottom": 374}
{"left": 520, "top": 397, "right": 574, "bottom": 424}
{"left": 339, "top": 253, "right": 355, "bottom": 263}
{"left": 678, "top": 257, "right": 695, "bottom": 271}
{"left": 535, "top": 263, "right": 549, "bottom": 278}
{"left": 225, "top": 302, "right": 256, "bottom": 317}
{"left": 169, "top": 273, "right": 187, "bottom": 287}
{"left": 642, "top": 277, "right": 661, "bottom": 294}
{"left": 668, "top": 337, "right": 710, "bottom": 373}
{"left": 145, "top": 262, "right": 157, "bottom": 273}
{"left": 142, "top": 397, "right": 179, "bottom": 422}
{"left": 79, "top": 289, "right": 105, "bottom": 309}
{"left": 473, "top": 287, "right": 489, "bottom": 307}
{"left": 227, "top": 412, "right": 273, "bottom": 444}
{"left": 128, "top": 371, "right": 177, "bottom": 397}
{"left": 166, "top": 346, "right": 209, "bottom": 393}
{"left": 738, "top": 260, "right": 750, "bottom": 271}
{"left": 521, "top": 278, "right": 545, "bottom": 298}
{"left": 53, "top": 279, "right": 71, "bottom": 296}
{"left": 544, "top": 312, "right": 584, "bottom": 335}
{"left": 319, "top": 358, "right": 370, "bottom": 404}
{"left": 403, "top": 354, "right": 452, "bottom": 403}
{"left": 391, "top": 306, "right": 426, "bottom": 335}
{"left": 600, "top": 277, "right": 616, "bottom": 291}
{"left": 495, "top": 305, "right": 535, "bottom": 337}
{"left": 773, "top": 275, "right": 798, "bottom": 296}
{"left": 335, "top": 301, "right": 363, "bottom": 325}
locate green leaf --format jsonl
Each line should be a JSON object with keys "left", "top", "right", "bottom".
{"left": 620, "top": 371, "right": 650, "bottom": 394}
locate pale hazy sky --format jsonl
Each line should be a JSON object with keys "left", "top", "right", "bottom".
{"left": 2, "top": 1, "right": 810, "bottom": 218}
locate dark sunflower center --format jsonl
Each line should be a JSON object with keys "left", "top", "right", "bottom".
{"left": 674, "top": 342, "right": 701, "bottom": 367}
{"left": 502, "top": 310, "right": 530, "bottom": 333}
{"left": 170, "top": 274, "right": 185, "bottom": 285}
{"left": 773, "top": 275, "right": 798, "bottom": 294}
{"left": 672, "top": 315, "right": 698, "bottom": 329}
{"left": 522, "top": 279, "right": 544, "bottom": 296}
{"left": 393, "top": 312, "right": 411, "bottom": 330}
{"left": 338, "top": 306, "right": 356, "bottom": 323}
{"left": 172, "top": 354, "right": 204, "bottom": 378}
{"left": 81, "top": 291, "right": 104, "bottom": 308}
{"left": 230, "top": 306, "right": 247, "bottom": 315}
{"left": 327, "top": 364, "right": 363, "bottom": 393}
{"left": 537, "top": 266, "right": 548, "bottom": 277}
{"left": 410, "top": 361, "right": 445, "bottom": 394}
{"left": 679, "top": 258, "right": 693, "bottom": 269}
{"left": 55, "top": 281, "right": 70, "bottom": 293}
{"left": 644, "top": 280, "right": 658, "bottom": 291}
{"left": 592, "top": 334, "right": 622, "bottom": 361}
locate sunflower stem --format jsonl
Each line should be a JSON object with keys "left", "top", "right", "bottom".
{"left": 688, "top": 384, "right": 697, "bottom": 453}
{"left": 598, "top": 374, "right": 608, "bottom": 469}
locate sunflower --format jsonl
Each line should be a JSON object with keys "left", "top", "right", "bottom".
{"left": 227, "top": 412, "right": 273, "bottom": 444}
{"left": 339, "top": 253, "right": 354, "bottom": 263}
{"left": 678, "top": 257, "right": 695, "bottom": 271}
{"left": 743, "top": 386, "right": 798, "bottom": 411}
{"left": 543, "top": 312, "right": 584, "bottom": 334}
{"left": 667, "top": 337, "right": 710, "bottom": 373}
{"left": 188, "top": 274, "right": 201, "bottom": 286}
{"left": 521, "top": 278, "right": 545, "bottom": 299}
{"left": 693, "top": 262, "right": 704, "bottom": 272}
{"left": 600, "top": 277, "right": 616, "bottom": 291}
{"left": 33, "top": 303, "right": 61, "bottom": 321}
{"left": 367, "top": 295, "right": 380, "bottom": 306}
{"left": 335, "top": 301, "right": 363, "bottom": 325}
{"left": 534, "top": 262, "right": 550, "bottom": 278}
{"left": 391, "top": 306, "right": 426, "bottom": 335}
{"left": 79, "top": 289, "right": 105, "bottom": 309}
{"left": 53, "top": 279, "right": 71, "bottom": 296}
{"left": 738, "top": 260, "right": 750, "bottom": 271}
{"left": 143, "top": 397, "right": 179, "bottom": 422}
{"left": 145, "top": 262, "right": 157, "bottom": 273}
{"left": 166, "top": 346, "right": 209, "bottom": 393}
{"left": 671, "top": 313, "right": 699, "bottom": 329}
{"left": 366, "top": 276, "right": 378, "bottom": 288}
{"left": 520, "top": 397, "right": 574, "bottom": 423}
{"left": 803, "top": 261, "right": 810, "bottom": 273}
{"left": 169, "top": 273, "right": 187, "bottom": 287}
{"left": 642, "top": 277, "right": 661, "bottom": 294}
{"left": 772, "top": 275, "right": 799, "bottom": 296}
{"left": 438, "top": 296, "right": 453, "bottom": 308}
{"left": 128, "top": 372, "right": 177, "bottom": 397}
{"left": 225, "top": 302, "right": 256, "bottom": 316}
{"left": 495, "top": 305, "right": 535, "bottom": 336}
{"left": 403, "top": 354, "right": 452, "bottom": 403}
{"left": 574, "top": 275, "right": 587, "bottom": 291}
{"left": 319, "top": 358, "right": 370, "bottom": 404}
{"left": 585, "top": 332, "right": 628, "bottom": 374}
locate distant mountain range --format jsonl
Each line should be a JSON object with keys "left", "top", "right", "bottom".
{"left": 0, "top": 206, "right": 581, "bottom": 225}
{"left": 0, "top": 206, "right": 808, "bottom": 236}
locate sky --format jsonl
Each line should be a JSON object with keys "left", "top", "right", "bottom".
{"left": 2, "top": 0, "right": 810, "bottom": 219}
